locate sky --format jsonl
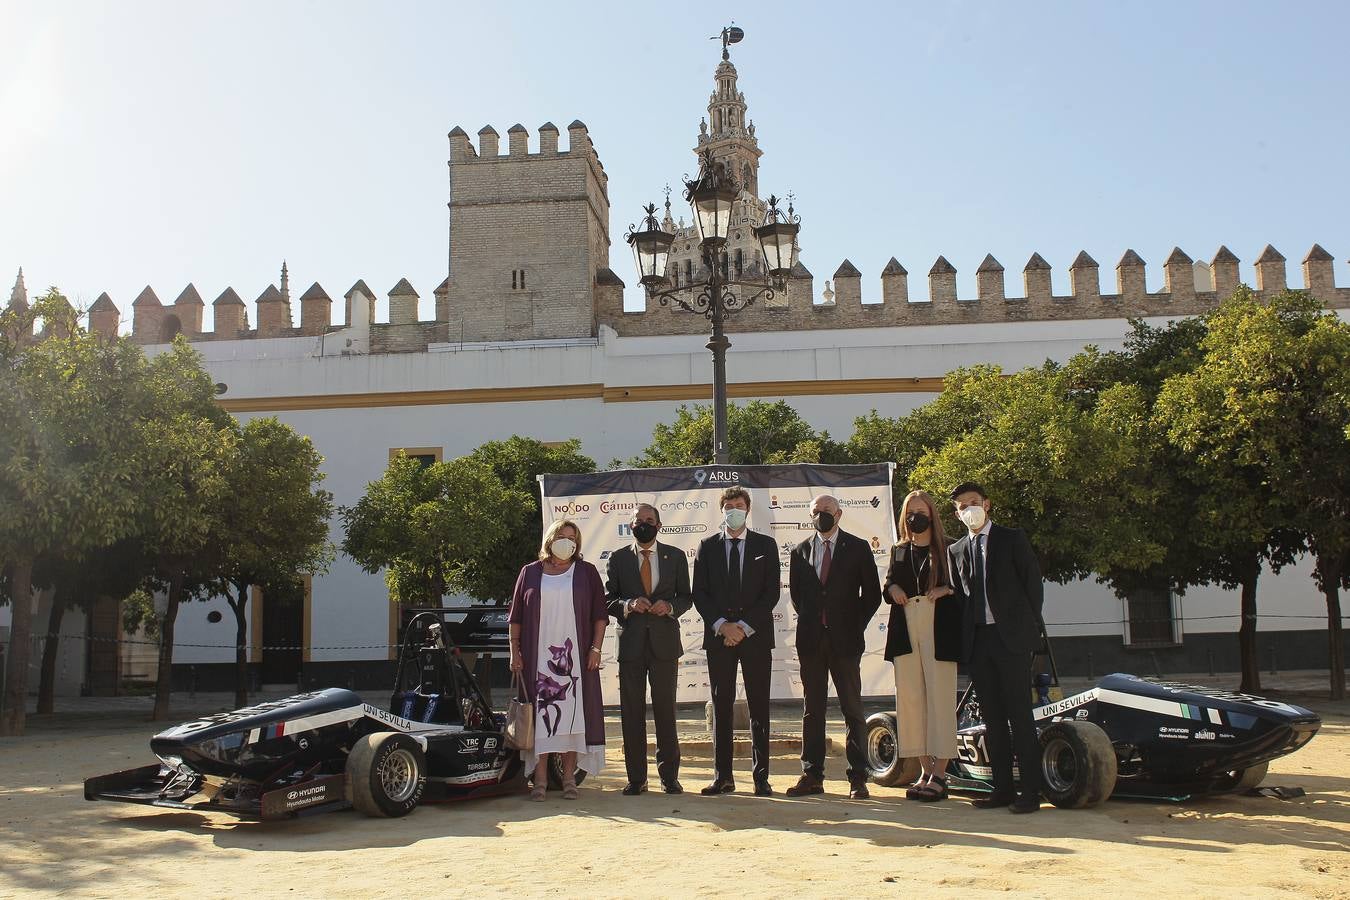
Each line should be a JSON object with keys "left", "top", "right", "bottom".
{"left": 3, "top": 0, "right": 1348, "bottom": 327}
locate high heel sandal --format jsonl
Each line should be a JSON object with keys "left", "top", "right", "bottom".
{"left": 915, "top": 775, "right": 949, "bottom": 802}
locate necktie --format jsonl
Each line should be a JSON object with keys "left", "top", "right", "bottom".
{"left": 640, "top": 548, "right": 653, "bottom": 597}
{"left": 728, "top": 537, "right": 742, "bottom": 598}
{"left": 971, "top": 534, "right": 987, "bottom": 625}
{"left": 819, "top": 538, "right": 832, "bottom": 626}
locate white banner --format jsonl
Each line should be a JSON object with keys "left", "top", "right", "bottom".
{"left": 539, "top": 464, "right": 897, "bottom": 702}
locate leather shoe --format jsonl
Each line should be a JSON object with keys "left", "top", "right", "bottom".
{"left": 753, "top": 780, "right": 774, "bottom": 797}
{"left": 848, "top": 783, "right": 871, "bottom": 800}
{"left": 1010, "top": 796, "right": 1041, "bottom": 814}
{"left": 701, "top": 778, "right": 736, "bottom": 796}
{"left": 662, "top": 780, "right": 683, "bottom": 795}
{"left": 785, "top": 775, "right": 824, "bottom": 797}
{"left": 971, "top": 792, "right": 1015, "bottom": 809}
{"left": 621, "top": 782, "right": 647, "bottom": 796}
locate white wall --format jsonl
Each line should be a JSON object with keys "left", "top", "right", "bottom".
{"left": 150, "top": 312, "right": 1344, "bottom": 661}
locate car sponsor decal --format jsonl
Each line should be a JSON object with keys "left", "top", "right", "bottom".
{"left": 1033, "top": 688, "right": 1098, "bottom": 720}
{"left": 1097, "top": 688, "right": 1221, "bottom": 725}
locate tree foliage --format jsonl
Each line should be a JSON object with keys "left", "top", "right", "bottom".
{"left": 341, "top": 454, "right": 530, "bottom": 607}
{"left": 0, "top": 291, "right": 153, "bottom": 734}
{"left": 1157, "top": 288, "right": 1350, "bottom": 698}
{"left": 461, "top": 437, "right": 595, "bottom": 603}
{"left": 218, "top": 417, "right": 335, "bottom": 706}
{"left": 633, "top": 400, "right": 846, "bottom": 467}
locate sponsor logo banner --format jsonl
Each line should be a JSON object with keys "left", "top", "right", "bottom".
{"left": 539, "top": 463, "right": 896, "bottom": 701}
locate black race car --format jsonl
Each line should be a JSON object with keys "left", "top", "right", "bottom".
{"left": 865, "top": 663, "right": 1322, "bottom": 807}
{"left": 85, "top": 609, "right": 579, "bottom": 819}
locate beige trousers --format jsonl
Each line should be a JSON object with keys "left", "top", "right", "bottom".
{"left": 892, "top": 598, "right": 958, "bottom": 759}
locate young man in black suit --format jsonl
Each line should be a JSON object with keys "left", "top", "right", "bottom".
{"left": 948, "top": 482, "right": 1045, "bottom": 814}
{"left": 692, "top": 485, "right": 781, "bottom": 796}
{"left": 605, "top": 502, "right": 693, "bottom": 796}
{"left": 786, "top": 494, "right": 883, "bottom": 799}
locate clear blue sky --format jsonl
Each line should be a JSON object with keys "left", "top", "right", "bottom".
{"left": 3, "top": 0, "right": 1347, "bottom": 326}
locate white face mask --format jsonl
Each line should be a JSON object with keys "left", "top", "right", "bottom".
{"left": 958, "top": 504, "right": 987, "bottom": 531}
{"left": 550, "top": 537, "right": 577, "bottom": 560}
{"left": 723, "top": 508, "right": 748, "bottom": 531}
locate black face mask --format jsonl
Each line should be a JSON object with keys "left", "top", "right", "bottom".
{"left": 632, "top": 521, "right": 659, "bottom": 544}
{"left": 905, "top": 512, "right": 931, "bottom": 534}
{"left": 812, "top": 511, "right": 837, "bottom": 533}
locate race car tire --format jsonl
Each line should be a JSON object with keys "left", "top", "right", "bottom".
{"left": 1219, "top": 761, "right": 1269, "bottom": 792}
{"left": 864, "top": 712, "right": 922, "bottom": 787}
{"left": 1038, "top": 720, "right": 1117, "bottom": 809}
{"left": 347, "top": 732, "right": 427, "bottom": 818}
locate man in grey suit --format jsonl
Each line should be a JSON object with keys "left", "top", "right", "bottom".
{"left": 605, "top": 503, "right": 693, "bottom": 795}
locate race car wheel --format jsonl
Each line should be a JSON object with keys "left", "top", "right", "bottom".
{"left": 1039, "top": 720, "right": 1117, "bottom": 809}
{"left": 347, "top": 732, "right": 426, "bottom": 818}
{"left": 864, "top": 712, "right": 922, "bottom": 787}
{"left": 1218, "top": 761, "right": 1269, "bottom": 792}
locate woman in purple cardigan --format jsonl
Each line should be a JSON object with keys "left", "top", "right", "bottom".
{"left": 509, "top": 518, "right": 608, "bottom": 801}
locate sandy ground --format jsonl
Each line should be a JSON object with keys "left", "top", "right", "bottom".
{"left": 1, "top": 685, "right": 1347, "bottom": 899}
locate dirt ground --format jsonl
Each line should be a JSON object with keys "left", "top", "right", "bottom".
{"left": 1, "top": 691, "right": 1347, "bottom": 899}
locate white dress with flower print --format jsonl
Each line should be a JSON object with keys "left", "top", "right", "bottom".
{"left": 525, "top": 568, "right": 605, "bottom": 775}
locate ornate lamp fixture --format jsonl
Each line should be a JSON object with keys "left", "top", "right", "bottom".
{"left": 625, "top": 150, "right": 800, "bottom": 464}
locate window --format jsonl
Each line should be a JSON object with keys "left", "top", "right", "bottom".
{"left": 684, "top": 260, "right": 692, "bottom": 283}
{"left": 389, "top": 447, "right": 443, "bottom": 469}
{"left": 735, "top": 249, "right": 744, "bottom": 276}
{"left": 1123, "top": 587, "right": 1181, "bottom": 647}
{"left": 510, "top": 269, "right": 526, "bottom": 290}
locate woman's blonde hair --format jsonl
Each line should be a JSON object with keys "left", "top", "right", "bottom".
{"left": 898, "top": 490, "right": 950, "bottom": 593}
{"left": 537, "top": 518, "right": 584, "bottom": 562}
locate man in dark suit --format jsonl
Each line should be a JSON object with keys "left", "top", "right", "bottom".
{"left": 787, "top": 494, "right": 883, "bottom": 799}
{"left": 948, "top": 482, "right": 1045, "bottom": 814}
{"left": 693, "top": 485, "right": 781, "bottom": 796}
{"left": 605, "top": 502, "right": 693, "bottom": 795}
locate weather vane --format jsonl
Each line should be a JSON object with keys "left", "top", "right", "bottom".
{"left": 711, "top": 23, "right": 744, "bottom": 60}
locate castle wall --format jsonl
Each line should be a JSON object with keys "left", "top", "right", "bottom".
{"left": 600, "top": 247, "right": 1349, "bottom": 338}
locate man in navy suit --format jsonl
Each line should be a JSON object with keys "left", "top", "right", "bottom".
{"left": 693, "top": 486, "right": 781, "bottom": 796}
{"left": 948, "top": 482, "right": 1045, "bottom": 814}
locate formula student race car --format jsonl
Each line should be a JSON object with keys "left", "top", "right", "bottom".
{"left": 85, "top": 609, "right": 578, "bottom": 820}
{"left": 864, "top": 642, "right": 1322, "bottom": 807}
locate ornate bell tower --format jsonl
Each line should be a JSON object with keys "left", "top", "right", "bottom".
{"left": 696, "top": 35, "right": 762, "bottom": 198}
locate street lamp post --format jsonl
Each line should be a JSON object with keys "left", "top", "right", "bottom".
{"left": 627, "top": 152, "right": 800, "bottom": 464}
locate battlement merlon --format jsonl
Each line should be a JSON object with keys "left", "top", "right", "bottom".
{"left": 447, "top": 121, "right": 606, "bottom": 184}
{"left": 597, "top": 244, "right": 1348, "bottom": 338}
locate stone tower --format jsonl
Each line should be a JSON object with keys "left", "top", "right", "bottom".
{"left": 698, "top": 42, "right": 763, "bottom": 197}
{"left": 442, "top": 121, "right": 612, "bottom": 342}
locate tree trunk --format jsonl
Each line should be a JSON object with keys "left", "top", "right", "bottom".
{"left": 152, "top": 573, "right": 184, "bottom": 721}
{"left": 0, "top": 556, "right": 35, "bottom": 736}
{"left": 1238, "top": 556, "right": 1261, "bottom": 694}
{"left": 231, "top": 581, "right": 249, "bottom": 709}
{"left": 37, "top": 597, "right": 68, "bottom": 715}
{"left": 1316, "top": 551, "right": 1345, "bottom": 701}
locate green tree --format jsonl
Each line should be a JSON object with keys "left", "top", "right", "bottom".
{"left": 908, "top": 362, "right": 1164, "bottom": 585}
{"left": 633, "top": 400, "right": 846, "bottom": 467}
{"left": 1071, "top": 318, "right": 1300, "bottom": 692}
{"left": 133, "top": 339, "right": 238, "bottom": 720}
{"left": 218, "top": 418, "right": 335, "bottom": 707}
{"left": 1158, "top": 288, "right": 1350, "bottom": 698}
{"left": 845, "top": 365, "right": 1014, "bottom": 512}
{"left": 461, "top": 437, "right": 595, "bottom": 602}
{"left": 340, "top": 454, "right": 530, "bottom": 609}
{"left": 0, "top": 292, "right": 150, "bottom": 735}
